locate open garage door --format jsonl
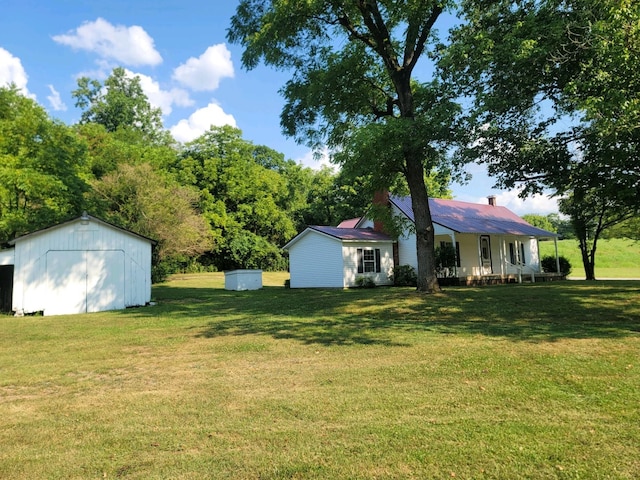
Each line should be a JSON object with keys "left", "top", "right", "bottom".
{"left": 45, "top": 250, "right": 125, "bottom": 316}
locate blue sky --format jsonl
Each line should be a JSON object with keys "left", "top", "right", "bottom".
{"left": 0, "top": 0, "right": 558, "bottom": 215}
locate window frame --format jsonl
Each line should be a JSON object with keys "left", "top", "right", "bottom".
{"left": 357, "top": 248, "right": 381, "bottom": 274}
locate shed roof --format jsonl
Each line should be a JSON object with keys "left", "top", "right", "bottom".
{"left": 283, "top": 226, "right": 393, "bottom": 250}
{"left": 8, "top": 213, "right": 157, "bottom": 246}
{"left": 390, "top": 195, "right": 557, "bottom": 237}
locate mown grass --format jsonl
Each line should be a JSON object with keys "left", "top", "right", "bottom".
{"left": 539, "top": 238, "right": 640, "bottom": 278}
{"left": 1, "top": 273, "right": 639, "bottom": 479}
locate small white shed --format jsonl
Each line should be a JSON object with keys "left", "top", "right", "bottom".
{"left": 1, "top": 213, "right": 155, "bottom": 316}
{"left": 283, "top": 226, "right": 395, "bottom": 288}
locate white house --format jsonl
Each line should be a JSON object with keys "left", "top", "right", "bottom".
{"left": 283, "top": 226, "right": 395, "bottom": 288}
{"left": 0, "top": 213, "right": 155, "bottom": 316}
{"left": 284, "top": 193, "right": 560, "bottom": 288}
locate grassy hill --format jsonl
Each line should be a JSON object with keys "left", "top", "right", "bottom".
{"left": 1, "top": 273, "right": 639, "bottom": 479}
{"left": 539, "top": 237, "right": 640, "bottom": 278}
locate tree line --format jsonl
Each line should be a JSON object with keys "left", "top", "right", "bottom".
{"left": 0, "top": 73, "right": 377, "bottom": 281}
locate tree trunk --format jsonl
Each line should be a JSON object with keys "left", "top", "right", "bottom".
{"left": 579, "top": 237, "right": 596, "bottom": 280}
{"left": 405, "top": 152, "right": 440, "bottom": 293}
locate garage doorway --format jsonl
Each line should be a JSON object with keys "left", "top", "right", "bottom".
{"left": 45, "top": 250, "right": 125, "bottom": 316}
{"left": 0, "top": 265, "right": 13, "bottom": 312}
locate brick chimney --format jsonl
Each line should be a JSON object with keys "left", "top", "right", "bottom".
{"left": 373, "top": 190, "right": 390, "bottom": 232}
{"left": 487, "top": 195, "right": 497, "bottom": 206}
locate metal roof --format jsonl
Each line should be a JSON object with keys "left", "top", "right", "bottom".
{"left": 309, "top": 226, "right": 393, "bottom": 241}
{"left": 283, "top": 225, "right": 393, "bottom": 250}
{"left": 390, "top": 195, "right": 557, "bottom": 237}
{"left": 8, "top": 212, "right": 158, "bottom": 246}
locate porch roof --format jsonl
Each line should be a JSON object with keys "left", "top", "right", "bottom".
{"left": 390, "top": 195, "right": 557, "bottom": 237}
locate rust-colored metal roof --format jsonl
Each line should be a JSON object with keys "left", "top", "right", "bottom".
{"left": 309, "top": 226, "right": 393, "bottom": 241}
{"left": 390, "top": 195, "right": 557, "bottom": 237}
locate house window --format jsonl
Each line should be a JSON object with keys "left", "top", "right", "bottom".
{"left": 509, "top": 243, "right": 526, "bottom": 265}
{"left": 357, "top": 248, "right": 381, "bottom": 273}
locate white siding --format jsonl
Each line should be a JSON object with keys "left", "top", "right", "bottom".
{"left": 288, "top": 231, "right": 345, "bottom": 288}
{"left": 342, "top": 242, "right": 394, "bottom": 287}
{"left": 12, "top": 218, "right": 152, "bottom": 315}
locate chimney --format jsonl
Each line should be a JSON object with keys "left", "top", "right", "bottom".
{"left": 487, "top": 195, "right": 497, "bottom": 207}
{"left": 373, "top": 190, "right": 390, "bottom": 232}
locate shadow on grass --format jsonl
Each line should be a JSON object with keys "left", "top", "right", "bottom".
{"left": 130, "top": 280, "right": 640, "bottom": 346}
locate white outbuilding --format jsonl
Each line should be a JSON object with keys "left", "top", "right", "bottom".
{"left": 283, "top": 226, "right": 395, "bottom": 288}
{"left": 0, "top": 213, "right": 156, "bottom": 316}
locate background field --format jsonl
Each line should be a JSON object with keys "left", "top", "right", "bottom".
{"left": 1, "top": 272, "right": 639, "bottom": 479}
{"left": 539, "top": 238, "right": 640, "bottom": 278}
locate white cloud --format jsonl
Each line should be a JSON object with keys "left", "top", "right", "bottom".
{"left": 172, "top": 44, "right": 234, "bottom": 91}
{"left": 53, "top": 18, "right": 162, "bottom": 66}
{"left": 497, "top": 190, "right": 559, "bottom": 216}
{"left": 296, "top": 148, "right": 334, "bottom": 171}
{"left": 46, "top": 85, "right": 67, "bottom": 111}
{"left": 170, "top": 102, "right": 237, "bottom": 143}
{"left": 0, "top": 47, "right": 33, "bottom": 97}
{"left": 125, "top": 69, "right": 193, "bottom": 116}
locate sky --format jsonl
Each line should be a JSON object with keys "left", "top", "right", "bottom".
{"left": 0, "top": 0, "right": 558, "bottom": 215}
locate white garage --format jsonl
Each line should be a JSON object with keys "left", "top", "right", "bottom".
{"left": 0, "top": 212, "right": 155, "bottom": 316}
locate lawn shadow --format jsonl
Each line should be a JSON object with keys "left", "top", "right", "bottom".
{"left": 128, "top": 280, "right": 640, "bottom": 346}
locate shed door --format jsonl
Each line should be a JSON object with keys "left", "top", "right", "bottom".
{"left": 45, "top": 250, "right": 125, "bottom": 315}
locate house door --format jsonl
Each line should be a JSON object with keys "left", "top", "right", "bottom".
{"left": 480, "top": 236, "right": 493, "bottom": 274}
{"left": 45, "top": 250, "right": 125, "bottom": 315}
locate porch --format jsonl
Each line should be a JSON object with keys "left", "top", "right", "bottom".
{"left": 438, "top": 272, "right": 566, "bottom": 286}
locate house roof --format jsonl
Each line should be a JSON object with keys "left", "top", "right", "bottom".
{"left": 8, "top": 212, "right": 157, "bottom": 246}
{"left": 283, "top": 225, "right": 393, "bottom": 250}
{"left": 390, "top": 195, "right": 557, "bottom": 237}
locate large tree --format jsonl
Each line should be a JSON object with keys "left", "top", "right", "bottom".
{"left": 72, "top": 67, "right": 169, "bottom": 144}
{"left": 228, "top": 0, "right": 461, "bottom": 292}
{"left": 442, "top": 0, "right": 640, "bottom": 278}
{"left": 0, "top": 86, "right": 89, "bottom": 242}
{"left": 173, "top": 126, "right": 297, "bottom": 270}
{"left": 88, "top": 162, "right": 214, "bottom": 280}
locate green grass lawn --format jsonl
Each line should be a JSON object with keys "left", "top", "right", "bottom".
{"left": 539, "top": 238, "right": 640, "bottom": 278}
{"left": 1, "top": 273, "right": 639, "bottom": 479}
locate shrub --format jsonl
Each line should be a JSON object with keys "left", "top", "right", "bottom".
{"left": 355, "top": 276, "right": 377, "bottom": 288}
{"left": 541, "top": 255, "right": 572, "bottom": 276}
{"left": 434, "top": 243, "right": 457, "bottom": 277}
{"left": 390, "top": 264, "right": 417, "bottom": 287}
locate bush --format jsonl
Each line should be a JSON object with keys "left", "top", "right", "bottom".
{"left": 390, "top": 264, "right": 417, "bottom": 287}
{"left": 355, "top": 276, "right": 377, "bottom": 288}
{"left": 541, "top": 255, "right": 572, "bottom": 276}
{"left": 434, "top": 243, "right": 457, "bottom": 277}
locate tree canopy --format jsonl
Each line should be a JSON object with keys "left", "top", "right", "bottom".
{"left": 0, "top": 85, "right": 89, "bottom": 242}
{"left": 72, "top": 67, "right": 168, "bottom": 144}
{"left": 442, "top": 0, "right": 640, "bottom": 278}
{"left": 228, "top": 0, "right": 462, "bottom": 292}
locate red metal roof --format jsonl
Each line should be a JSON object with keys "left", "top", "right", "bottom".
{"left": 390, "top": 195, "right": 557, "bottom": 237}
{"left": 309, "top": 226, "right": 393, "bottom": 241}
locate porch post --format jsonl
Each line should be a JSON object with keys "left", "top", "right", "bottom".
{"left": 554, "top": 237, "right": 560, "bottom": 275}
{"left": 449, "top": 232, "right": 457, "bottom": 277}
